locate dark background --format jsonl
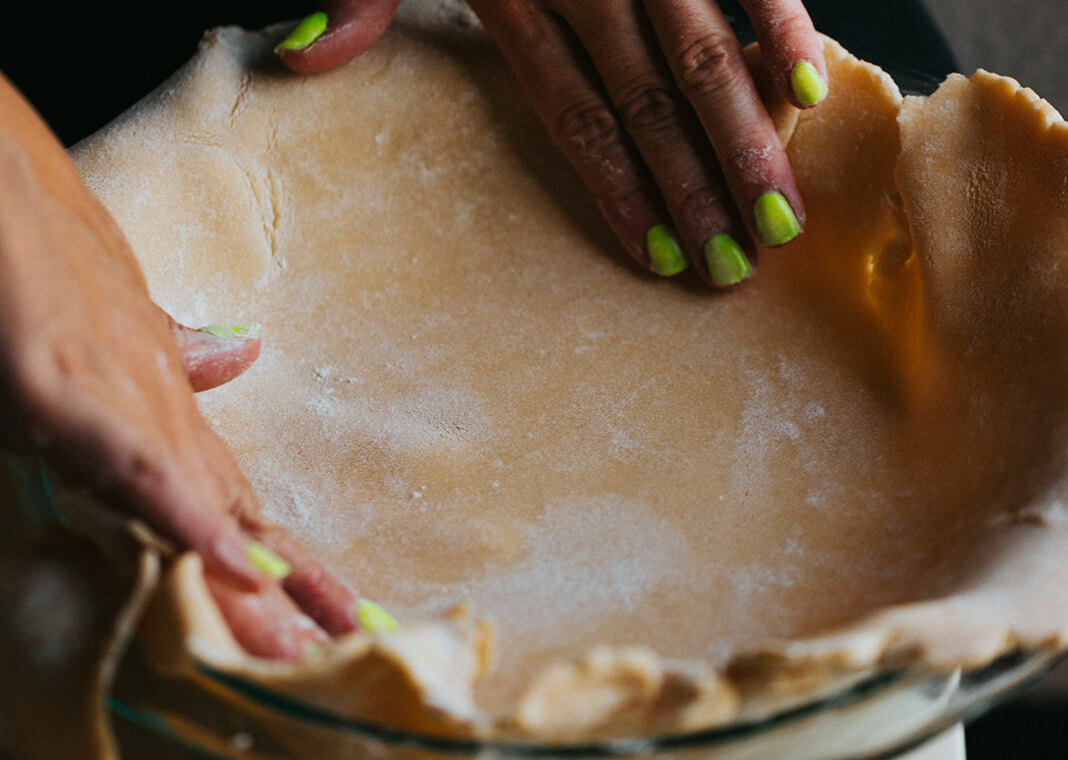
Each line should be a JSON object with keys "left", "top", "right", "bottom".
{"left": 2, "top": 1, "right": 1066, "bottom": 757}
{"left": 5, "top": 0, "right": 958, "bottom": 147}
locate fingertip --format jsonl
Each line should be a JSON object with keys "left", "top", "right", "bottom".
{"left": 646, "top": 224, "right": 688, "bottom": 277}
{"left": 738, "top": 1, "right": 827, "bottom": 109}
{"left": 789, "top": 60, "right": 828, "bottom": 108}
{"left": 244, "top": 540, "right": 293, "bottom": 580}
{"left": 274, "top": 11, "right": 329, "bottom": 54}
{"left": 702, "top": 233, "right": 755, "bottom": 289}
{"left": 600, "top": 188, "right": 673, "bottom": 275}
{"left": 172, "top": 322, "right": 262, "bottom": 392}
{"left": 286, "top": 571, "right": 359, "bottom": 636}
{"left": 276, "top": 0, "right": 401, "bottom": 74}
{"left": 355, "top": 598, "right": 401, "bottom": 634}
{"left": 753, "top": 191, "right": 802, "bottom": 248}
{"left": 591, "top": 191, "right": 669, "bottom": 275}
{"left": 206, "top": 574, "right": 330, "bottom": 660}
{"left": 271, "top": 541, "right": 360, "bottom": 635}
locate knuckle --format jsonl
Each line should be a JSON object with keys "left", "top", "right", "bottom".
{"left": 17, "top": 330, "right": 97, "bottom": 382}
{"left": 301, "top": 562, "right": 328, "bottom": 586}
{"left": 617, "top": 83, "right": 684, "bottom": 138}
{"left": 234, "top": 503, "right": 268, "bottom": 531}
{"left": 674, "top": 33, "right": 743, "bottom": 101}
{"left": 4, "top": 339, "right": 71, "bottom": 423}
{"left": 92, "top": 431, "right": 171, "bottom": 499}
{"left": 209, "top": 455, "right": 260, "bottom": 521}
{"left": 552, "top": 99, "right": 624, "bottom": 157}
{"left": 244, "top": 516, "right": 284, "bottom": 544}
{"left": 11, "top": 336, "right": 110, "bottom": 412}
{"left": 119, "top": 447, "right": 167, "bottom": 493}
{"left": 726, "top": 141, "right": 777, "bottom": 186}
{"left": 597, "top": 183, "right": 656, "bottom": 229}
{"left": 677, "top": 185, "right": 732, "bottom": 226}
{"left": 762, "top": 7, "right": 811, "bottom": 39}
{"left": 481, "top": 1, "right": 553, "bottom": 50}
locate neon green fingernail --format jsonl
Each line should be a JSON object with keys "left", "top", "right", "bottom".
{"left": 356, "top": 599, "right": 401, "bottom": 634}
{"left": 754, "top": 192, "right": 801, "bottom": 247}
{"left": 244, "top": 541, "right": 292, "bottom": 579}
{"left": 791, "top": 61, "right": 828, "bottom": 107}
{"left": 275, "top": 12, "right": 328, "bottom": 52}
{"left": 704, "top": 234, "right": 752, "bottom": 287}
{"left": 646, "top": 224, "right": 688, "bottom": 276}
{"left": 197, "top": 323, "right": 261, "bottom": 339}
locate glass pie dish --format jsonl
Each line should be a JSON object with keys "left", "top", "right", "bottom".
{"left": 5, "top": 449, "right": 1062, "bottom": 759}
{"left": 107, "top": 642, "right": 1061, "bottom": 759}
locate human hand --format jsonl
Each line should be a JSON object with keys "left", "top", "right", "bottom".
{"left": 276, "top": 0, "right": 825, "bottom": 288}
{"left": 0, "top": 74, "right": 358, "bottom": 659}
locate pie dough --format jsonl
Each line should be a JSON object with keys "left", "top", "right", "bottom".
{"left": 8, "top": 0, "right": 1068, "bottom": 753}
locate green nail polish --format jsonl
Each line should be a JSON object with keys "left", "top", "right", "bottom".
{"left": 244, "top": 540, "right": 292, "bottom": 579}
{"left": 791, "top": 61, "right": 828, "bottom": 107}
{"left": 646, "top": 224, "right": 688, "bottom": 276}
{"left": 275, "top": 11, "right": 328, "bottom": 52}
{"left": 703, "top": 234, "right": 753, "bottom": 287}
{"left": 356, "top": 598, "right": 401, "bottom": 634}
{"left": 197, "top": 322, "right": 261, "bottom": 339}
{"left": 754, "top": 192, "right": 801, "bottom": 247}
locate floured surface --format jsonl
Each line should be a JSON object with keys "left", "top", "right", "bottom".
{"left": 69, "top": 0, "right": 1068, "bottom": 741}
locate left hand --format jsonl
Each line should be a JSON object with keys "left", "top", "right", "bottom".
{"left": 277, "top": 0, "right": 826, "bottom": 288}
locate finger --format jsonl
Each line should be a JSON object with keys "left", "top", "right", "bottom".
{"left": 469, "top": 1, "right": 677, "bottom": 275}
{"left": 107, "top": 446, "right": 267, "bottom": 592}
{"left": 252, "top": 525, "right": 360, "bottom": 636}
{"left": 276, "top": 0, "right": 402, "bottom": 74}
{"left": 645, "top": 0, "right": 805, "bottom": 248}
{"left": 196, "top": 426, "right": 360, "bottom": 637}
{"left": 738, "top": 0, "right": 827, "bottom": 108}
{"left": 206, "top": 572, "right": 329, "bottom": 660}
{"left": 171, "top": 322, "right": 262, "bottom": 392}
{"left": 561, "top": 3, "right": 753, "bottom": 287}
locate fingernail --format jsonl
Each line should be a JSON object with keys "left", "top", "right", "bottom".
{"left": 356, "top": 598, "right": 401, "bottom": 634}
{"left": 791, "top": 61, "right": 828, "bottom": 107}
{"left": 646, "top": 224, "right": 688, "bottom": 276}
{"left": 274, "top": 12, "right": 329, "bottom": 52}
{"left": 243, "top": 540, "right": 292, "bottom": 579}
{"left": 197, "top": 323, "right": 261, "bottom": 339}
{"left": 753, "top": 192, "right": 801, "bottom": 247}
{"left": 703, "top": 234, "right": 753, "bottom": 287}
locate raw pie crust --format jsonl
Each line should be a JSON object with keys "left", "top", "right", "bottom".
{"left": 7, "top": 0, "right": 1068, "bottom": 753}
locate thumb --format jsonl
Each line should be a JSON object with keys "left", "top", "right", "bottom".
{"left": 171, "top": 322, "right": 262, "bottom": 392}
{"left": 275, "top": 0, "right": 402, "bottom": 74}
